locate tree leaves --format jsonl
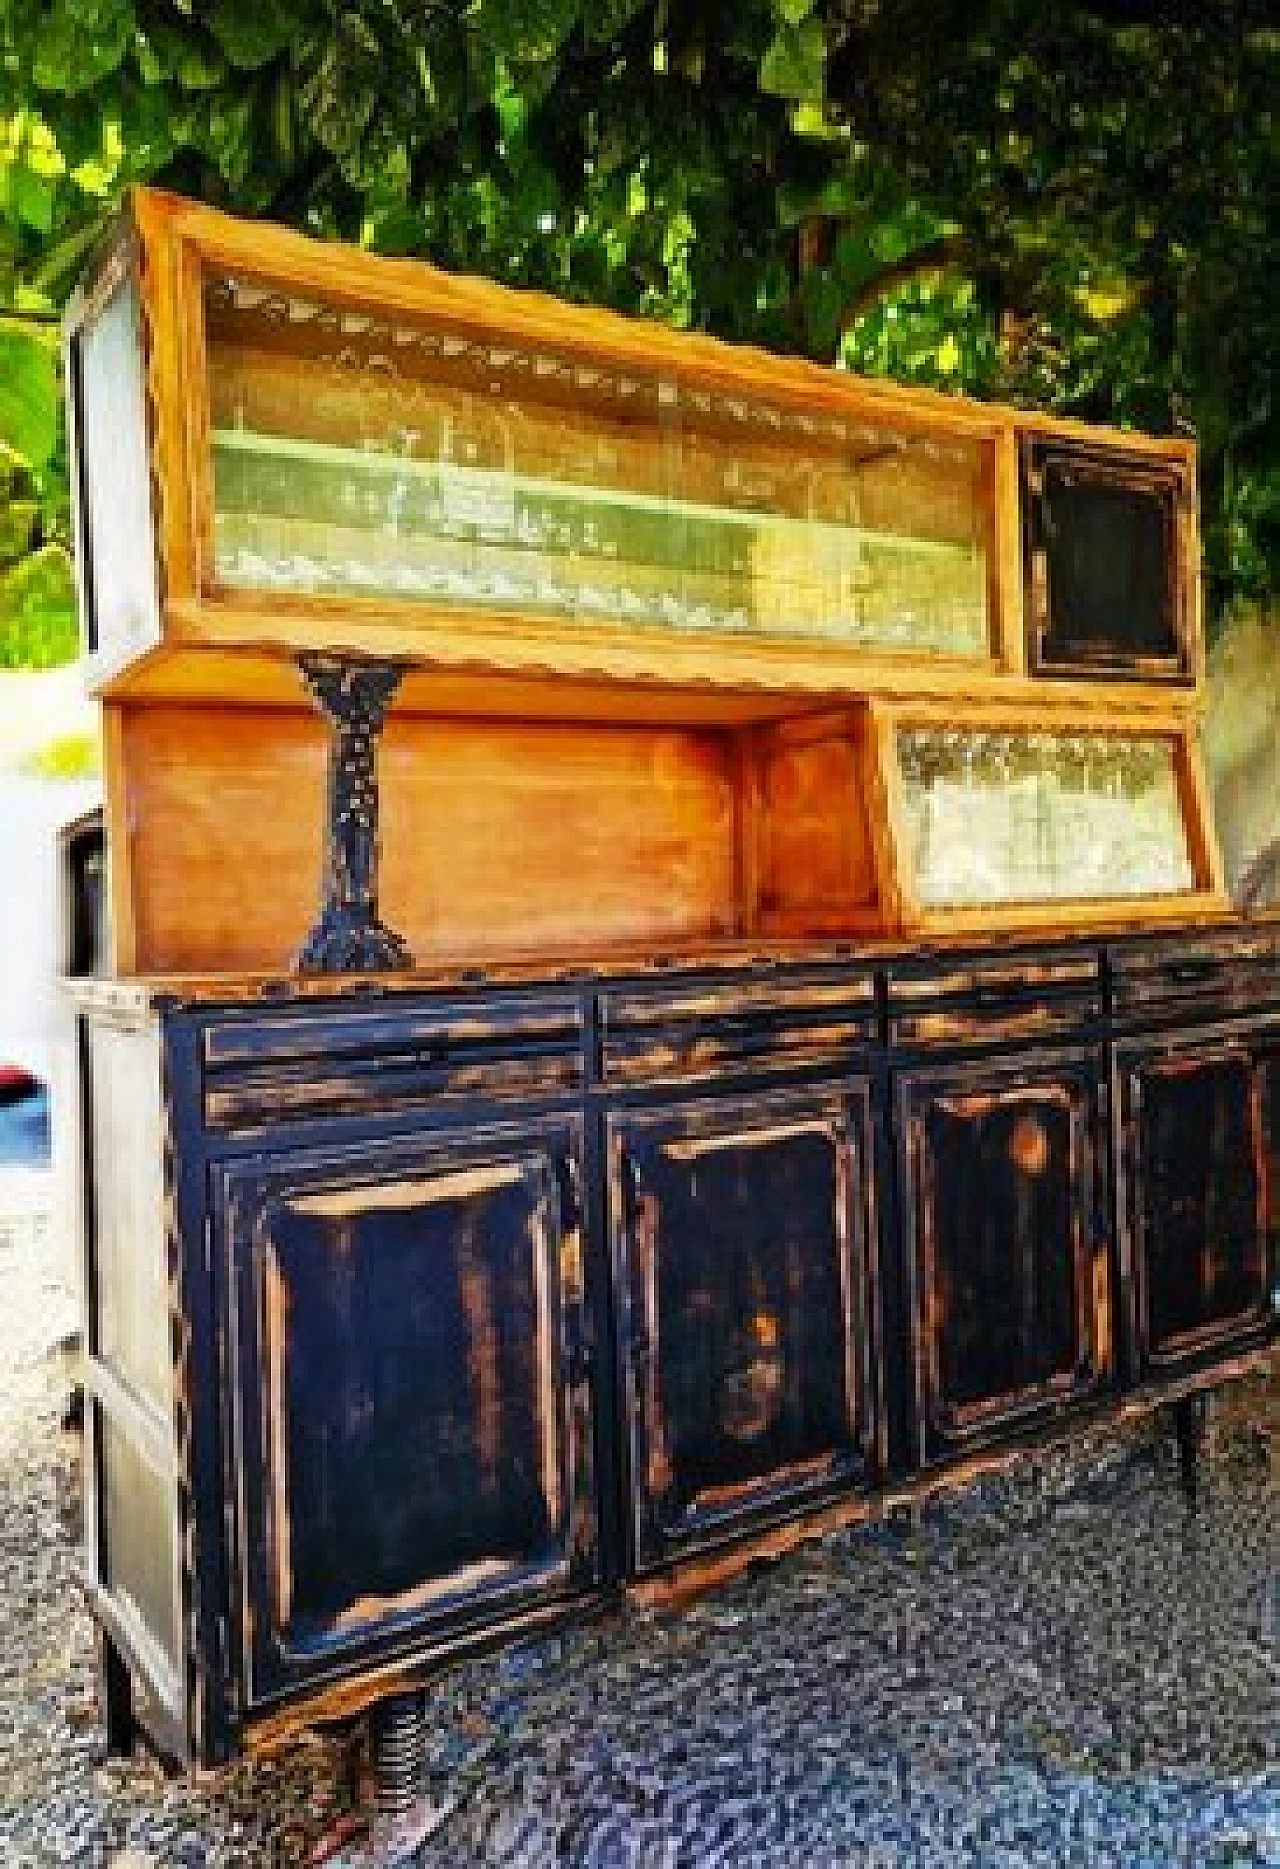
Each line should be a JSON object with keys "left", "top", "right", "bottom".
{"left": 208, "top": 0, "right": 300, "bottom": 72}
{"left": 31, "top": 0, "right": 133, "bottom": 93}
{"left": 0, "top": 325, "right": 57, "bottom": 470}
{"left": 0, "top": 0, "right": 1273, "bottom": 637}
{"left": 760, "top": 18, "right": 825, "bottom": 101}
{"left": 0, "top": 541, "right": 78, "bottom": 667}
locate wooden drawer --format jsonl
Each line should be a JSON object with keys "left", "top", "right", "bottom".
{"left": 1108, "top": 926, "right": 1280, "bottom": 1025}
{"left": 886, "top": 946, "right": 1103, "bottom": 1049}
{"left": 598, "top": 974, "right": 877, "bottom": 1089}
{"left": 199, "top": 995, "right": 586, "bottom": 1132}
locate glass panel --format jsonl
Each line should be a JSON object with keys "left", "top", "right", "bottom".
{"left": 204, "top": 272, "right": 992, "bottom": 657}
{"left": 897, "top": 729, "right": 1196, "bottom": 906}
{"left": 74, "top": 274, "right": 158, "bottom": 655}
{"left": 99, "top": 1413, "right": 180, "bottom": 1672}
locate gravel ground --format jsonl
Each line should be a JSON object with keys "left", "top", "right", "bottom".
{"left": 0, "top": 1177, "right": 1275, "bottom": 1868}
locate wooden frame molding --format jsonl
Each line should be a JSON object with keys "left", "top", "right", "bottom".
{"left": 868, "top": 697, "right": 1230, "bottom": 937}
{"left": 65, "top": 187, "right": 1201, "bottom": 713}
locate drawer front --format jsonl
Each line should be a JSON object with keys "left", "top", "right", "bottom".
{"left": 201, "top": 995, "right": 586, "bottom": 1132}
{"left": 1115, "top": 1027, "right": 1277, "bottom": 1379}
{"left": 599, "top": 974, "right": 877, "bottom": 1089}
{"left": 608, "top": 1083, "right": 880, "bottom": 1571}
{"left": 1108, "top": 927, "right": 1280, "bottom": 1025}
{"left": 886, "top": 947, "right": 1103, "bottom": 1050}
{"left": 896, "top": 1044, "right": 1113, "bottom": 1466}
{"left": 212, "top": 1115, "right": 600, "bottom": 1710}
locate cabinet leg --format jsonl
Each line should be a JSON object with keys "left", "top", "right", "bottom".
{"left": 1173, "top": 1392, "right": 1209, "bottom": 1504}
{"left": 98, "top": 1630, "right": 135, "bottom": 1757}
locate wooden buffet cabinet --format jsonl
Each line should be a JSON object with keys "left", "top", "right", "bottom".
{"left": 64, "top": 191, "right": 1276, "bottom": 1769}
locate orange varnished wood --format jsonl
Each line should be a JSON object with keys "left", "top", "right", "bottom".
{"left": 992, "top": 427, "right": 1027, "bottom": 676}
{"left": 753, "top": 714, "right": 881, "bottom": 936}
{"left": 65, "top": 185, "right": 1203, "bottom": 708}
{"left": 100, "top": 703, "right": 138, "bottom": 972}
{"left": 106, "top": 629, "right": 1203, "bottom": 720}
{"left": 117, "top": 706, "right": 743, "bottom": 972}
{"left": 63, "top": 186, "right": 1227, "bottom": 970}
{"left": 140, "top": 187, "right": 1197, "bottom": 461}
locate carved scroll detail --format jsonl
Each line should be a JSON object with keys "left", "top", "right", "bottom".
{"left": 295, "top": 654, "right": 413, "bottom": 973}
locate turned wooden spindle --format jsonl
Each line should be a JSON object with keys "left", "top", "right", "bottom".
{"left": 294, "top": 653, "right": 413, "bottom": 973}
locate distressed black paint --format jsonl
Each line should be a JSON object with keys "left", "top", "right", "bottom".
{"left": 263, "top": 1167, "right": 559, "bottom": 1642}
{"left": 923, "top": 1091, "right": 1077, "bottom": 1414}
{"left": 1138, "top": 1055, "right": 1265, "bottom": 1351}
{"left": 614, "top": 1090, "right": 873, "bottom": 1568}
{"left": 74, "top": 935, "right": 1279, "bottom": 1766}
{"left": 295, "top": 655, "right": 413, "bottom": 974}
{"left": 1022, "top": 441, "right": 1190, "bottom": 679}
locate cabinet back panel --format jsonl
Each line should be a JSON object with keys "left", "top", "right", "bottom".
{"left": 754, "top": 726, "right": 879, "bottom": 933}
{"left": 117, "top": 707, "right": 740, "bottom": 971}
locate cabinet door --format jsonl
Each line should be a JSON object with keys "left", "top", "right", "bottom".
{"left": 896, "top": 1046, "right": 1112, "bottom": 1466}
{"left": 1116, "top": 1033, "right": 1276, "bottom": 1379}
{"left": 212, "top": 1116, "right": 598, "bottom": 1710}
{"left": 608, "top": 1084, "right": 879, "bottom": 1571}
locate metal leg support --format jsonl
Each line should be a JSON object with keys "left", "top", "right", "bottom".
{"left": 1174, "top": 1391, "right": 1209, "bottom": 1505}
{"left": 98, "top": 1630, "right": 135, "bottom": 1758}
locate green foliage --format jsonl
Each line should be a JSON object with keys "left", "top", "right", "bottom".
{"left": 0, "top": 543, "right": 78, "bottom": 665}
{"left": 0, "top": 314, "right": 75, "bottom": 665}
{"left": 0, "top": 323, "right": 56, "bottom": 466}
{"left": 19, "top": 725, "right": 100, "bottom": 776}
{"left": 0, "top": 0, "right": 1273, "bottom": 656}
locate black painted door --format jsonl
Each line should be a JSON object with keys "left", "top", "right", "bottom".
{"left": 608, "top": 1083, "right": 879, "bottom": 1571}
{"left": 212, "top": 1115, "right": 599, "bottom": 1710}
{"left": 895, "top": 1045, "right": 1112, "bottom": 1466}
{"left": 1115, "top": 1031, "right": 1276, "bottom": 1379}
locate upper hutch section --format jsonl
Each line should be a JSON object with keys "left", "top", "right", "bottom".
{"left": 65, "top": 193, "right": 1226, "bottom": 971}
{"left": 66, "top": 190, "right": 1200, "bottom": 715}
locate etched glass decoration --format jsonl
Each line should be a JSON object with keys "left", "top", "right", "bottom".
{"left": 896, "top": 729, "right": 1196, "bottom": 905}
{"left": 204, "top": 273, "right": 992, "bottom": 656}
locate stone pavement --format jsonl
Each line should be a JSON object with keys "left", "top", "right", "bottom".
{"left": 0, "top": 1178, "right": 1275, "bottom": 1867}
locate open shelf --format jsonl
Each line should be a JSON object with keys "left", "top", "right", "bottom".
{"left": 102, "top": 699, "right": 1223, "bottom": 976}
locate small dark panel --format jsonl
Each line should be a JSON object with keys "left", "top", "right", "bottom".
{"left": 1024, "top": 442, "right": 1189, "bottom": 679}
{"left": 217, "top": 1123, "right": 597, "bottom": 1705}
{"left": 1137, "top": 1055, "right": 1267, "bottom": 1355}
{"left": 63, "top": 810, "right": 107, "bottom": 976}
{"left": 923, "top": 1092, "right": 1076, "bottom": 1413}
{"left": 614, "top": 1090, "right": 872, "bottom": 1567}
{"left": 265, "top": 1166, "right": 558, "bottom": 1640}
{"left": 899, "top": 1048, "right": 1109, "bottom": 1464}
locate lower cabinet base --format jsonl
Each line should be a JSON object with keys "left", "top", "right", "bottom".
{"left": 149, "top": 1345, "right": 1267, "bottom": 1771}
{"left": 72, "top": 926, "right": 1279, "bottom": 1771}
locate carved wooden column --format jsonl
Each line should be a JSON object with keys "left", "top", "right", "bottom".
{"left": 295, "top": 654, "right": 413, "bottom": 972}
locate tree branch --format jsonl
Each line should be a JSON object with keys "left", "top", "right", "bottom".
{"left": 836, "top": 230, "right": 968, "bottom": 338}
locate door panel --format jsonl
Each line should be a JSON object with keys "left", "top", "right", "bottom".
{"left": 213, "top": 1116, "right": 598, "bottom": 1708}
{"left": 608, "top": 1084, "right": 879, "bottom": 1571}
{"left": 1117, "top": 1034, "right": 1275, "bottom": 1376}
{"left": 897, "top": 1046, "right": 1111, "bottom": 1465}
